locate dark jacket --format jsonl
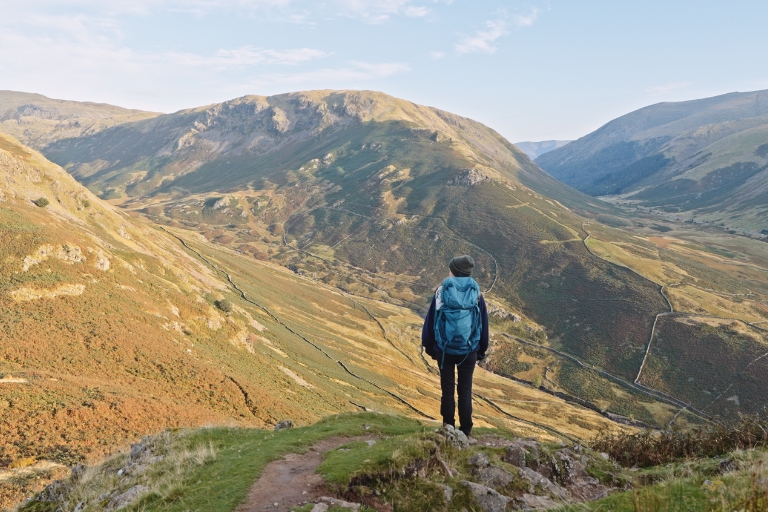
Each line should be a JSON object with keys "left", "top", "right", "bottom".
{"left": 421, "top": 289, "right": 489, "bottom": 361}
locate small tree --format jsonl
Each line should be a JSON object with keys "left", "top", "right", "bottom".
{"left": 33, "top": 197, "right": 50, "bottom": 207}
{"left": 215, "top": 299, "right": 234, "bottom": 313}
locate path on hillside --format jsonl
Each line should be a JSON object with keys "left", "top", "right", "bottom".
{"left": 237, "top": 436, "right": 372, "bottom": 512}
{"left": 161, "top": 227, "right": 436, "bottom": 420}
{"left": 298, "top": 205, "right": 712, "bottom": 428}
{"left": 165, "top": 227, "right": 600, "bottom": 441}
{"left": 580, "top": 224, "right": 716, "bottom": 423}
{"left": 281, "top": 232, "right": 427, "bottom": 311}
{"left": 500, "top": 333, "right": 710, "bottom": 421}
{"left": 266, "top": 207, "right": 702, "bottom": 429}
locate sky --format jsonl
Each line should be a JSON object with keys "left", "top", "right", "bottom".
{"left": 1, "top": 0, "right": 767, "bottom": 142}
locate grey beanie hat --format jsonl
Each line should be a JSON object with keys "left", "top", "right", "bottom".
{"left": 449, "top": 255, "right": 474, "bottom": 277}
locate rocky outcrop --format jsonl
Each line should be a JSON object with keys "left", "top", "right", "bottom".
{"left": 429, "top": 432, "right": 614, "bottom": 510}
{"left": 450, "top": 168, "right": 490, "bottom": 187}
{"left": 274, "top": 420, "right": 294, "bottom": 431}
{"left": 487, "top": 302, "right": 522, "bottom": 323}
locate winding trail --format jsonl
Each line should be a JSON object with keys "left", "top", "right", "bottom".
{"left": 581, "top": 223, "right": 768, "bottom": 422}
{"left": 634, "top": 309, "right": 674, "bottom": 385}
{"left": 580, "top": 224, "right": 720, "bottom": 421}
{"left": 161, "top": 227, "right": 436, "bottom": 420}
{"left": 280, "top": 234, "right": 434, "bottom": 374}
{"left": 502, "top": 334, "right": 711, "bottom": 422}
{"left": 237, "top": 435, "right": 373, "bottom": 512}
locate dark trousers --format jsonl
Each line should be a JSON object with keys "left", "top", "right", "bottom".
{"left": 439, "top": 351, "right": 477, "bottom": 435}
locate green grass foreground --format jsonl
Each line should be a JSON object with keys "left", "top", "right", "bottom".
{"left": 136, "top": 413, "right": 422, "bottom": 512}
{"left": 20, "top": 413, "right": 423, "bottom": 512}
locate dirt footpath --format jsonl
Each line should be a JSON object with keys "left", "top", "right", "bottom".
{"left": 237, "top": 436, "right": 372, "bottom": 512}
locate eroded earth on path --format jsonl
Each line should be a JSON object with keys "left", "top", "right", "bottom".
{"left": 237, "top": 436, "right": 374, "bottom": 512}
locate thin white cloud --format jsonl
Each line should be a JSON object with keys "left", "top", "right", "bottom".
{"left": 176, "top": 47, "right": 330, "bottom": 69}
{"left": 334, "top": 0, "right": 430, "bottom": 23}
{"left": 0, "top": 0, "right": 417, "bottom": 111}
{"left": 455, "top": 19, "right": 509, "bottom": 55}
{"left": 430, "top": 51, "right": 446, "bottom": 59}
{"left": 454, "top": 7, "right": 541, "bottom": 55}
{"left": 647, "top": 82, "right": 693, "bottom": 94}
{"left": 404, "top": 5, "right": 429, "bottom": 17}
{"left": 8, "top": 0, "right": 439, "bottom": 26}
{"left": 512, "top": 7, "right": 540, "bottom": 28}
{"left": 0, "top": 27, "right": 330, "bottom": 96}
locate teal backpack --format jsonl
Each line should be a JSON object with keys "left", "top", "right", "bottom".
{"left": 434, "top": 276, "right": 482, "bottom": 368}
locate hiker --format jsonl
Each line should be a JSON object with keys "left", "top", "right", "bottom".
{"left": 421, "top": 255, "right": 489, "bottom": 437}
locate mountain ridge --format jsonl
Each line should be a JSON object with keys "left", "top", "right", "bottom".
{"left": 535, "top": 89, "right": 768, "bottom": 231}
{"left": 0, "top": 90, "right": 159, "bottom": 151}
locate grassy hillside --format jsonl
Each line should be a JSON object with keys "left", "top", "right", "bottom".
{"left": 0, "top": 134, "right": 627, "bottom": 509}
{"left": 535, "top": 89, "right": 768, "bottom": 232}
{"left": 0, "top": 91, "right": 159, "bottom": 150}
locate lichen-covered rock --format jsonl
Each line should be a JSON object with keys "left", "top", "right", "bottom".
{"left": 504, "top": 444, "right": 527, "bottom": 468}
{"left": 553, "top": 449, "right": 591, "bottom": 486}
{"left": 436, "top": 424, "right": 469, "bottom": 448}
{"left": 518, "top": 467, "right": 568, "bottom": 500}
{"left": 35, "top": 480, "right": 71, "bottom": 503}
{"left": 106, "top": 485, "right": 148, "bottom": 511}
{"left": 70, "top": 464, "right": 87, "bottom": 481}
{"left": 129, "top": 443, "right": 148, "bottom": 462}
{"left": 477, "top": 466, "right": 515, "bottom": 490}
{"left": 514, "top": 493, "right": 562, "bottom": 511}
{"left": 318, "top": 496, "right": 360, "bottom": 510}
{"left": 461, "top": 481, "right": 509, "bottom": 512}
{"left": 436, "top": 483, "right": 454, "bottom": 502}
{"left": 468, "top": 452, "right": 491, "bottom": 469}
{"left": 552, "top": 449, "right": 610, "bottom": 501}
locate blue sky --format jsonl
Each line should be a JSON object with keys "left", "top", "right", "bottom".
{"left": 2, "top": 0, "right": 767, "bottom": 142}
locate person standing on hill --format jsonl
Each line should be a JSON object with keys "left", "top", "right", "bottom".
{"left": 421, "top": 255, "right": 489, "bottom": 438}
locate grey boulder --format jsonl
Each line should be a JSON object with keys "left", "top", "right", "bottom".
{"left": 461, "top": 481, "right": 509, "bottom": 512}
